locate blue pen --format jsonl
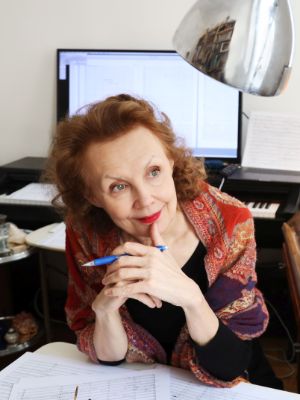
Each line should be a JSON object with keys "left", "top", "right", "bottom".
{"left": 82, "top": 245, "right": 168, "bottom": 267}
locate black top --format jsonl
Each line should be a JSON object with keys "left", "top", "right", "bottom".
{"left": 126, "top": 242, "right": 252, "bottom": 381}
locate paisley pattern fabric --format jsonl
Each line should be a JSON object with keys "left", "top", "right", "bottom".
{"left": 64, "top": 182, "right": 269, "bottom": 387}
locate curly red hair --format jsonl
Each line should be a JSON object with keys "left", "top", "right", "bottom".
{"left": 45, "top": 94, "right": 206, "bottom": 233}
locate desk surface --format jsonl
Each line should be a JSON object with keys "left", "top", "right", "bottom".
{"left": 37, "top": 341, "right": 88, "bottom": 362}
{"left": 25, "top": 222, "right": 65, "bottom": 252}
{"left": 36, "top": 342, "right": 147, "bottom": 371}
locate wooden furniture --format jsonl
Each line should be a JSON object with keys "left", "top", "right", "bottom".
{"left": 282, "top": 218, "right": 300, "bottom": 393}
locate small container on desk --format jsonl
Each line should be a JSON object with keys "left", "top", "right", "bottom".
{"left": 0, "top": 213, "right": 10, "bottom": 256}
{"left": 0, "top": 315, "right": 41, "bottom": 357}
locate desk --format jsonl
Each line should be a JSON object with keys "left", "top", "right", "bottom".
{"left": 25, "top": 223, "right": 65, "bottom": 252}
{"left": 26, "top": 223, "right": 66, "bottom": 342}
{"left": 37, "top": 341, "right": 87, "bottom": 361}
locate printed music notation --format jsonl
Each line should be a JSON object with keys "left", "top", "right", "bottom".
{"left": 1, "top": 351, "right": 299, "bottom": 400}
{"left": 242, "top": 112, "right": 300, "bottom": 172}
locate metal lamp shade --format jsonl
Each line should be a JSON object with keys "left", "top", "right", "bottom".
{"left": 173, "top": 0, "right": 294, "bottom": 96}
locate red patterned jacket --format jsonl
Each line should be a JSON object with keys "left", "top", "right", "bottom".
{"left": 64, "top": 182, "right": 269, "bottom": 387}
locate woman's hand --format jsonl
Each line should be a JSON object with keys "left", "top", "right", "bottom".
{"left": 92, "top": 283, "right": 161, "bottom": 315}
{"left": 102, "top": 223, "right": 202, "bottom": 308}
{"left": 91, "top": 280, "right": 127, "bottom": 316}
{"left": 92, "top": 252, "right": 162, "bottom": 316}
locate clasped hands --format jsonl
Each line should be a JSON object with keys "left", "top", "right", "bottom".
{"left": 95, "top": 223, "right": 197, "bottom": 312}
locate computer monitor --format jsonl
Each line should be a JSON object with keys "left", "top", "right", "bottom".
{"left": 57, "top": 49, "right": 242, "bottom": 162}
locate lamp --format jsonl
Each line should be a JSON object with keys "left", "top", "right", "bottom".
{"left": 173, "top": 0, "right": 294, "bottom": 96}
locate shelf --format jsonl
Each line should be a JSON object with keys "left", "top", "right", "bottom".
{"left": 0, "top": 230, "right": 35, "bottom": 265}
{"left": 0, "top": 247, "right": 35, "bottom": 265}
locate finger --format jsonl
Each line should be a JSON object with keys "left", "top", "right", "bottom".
{"left": 112, "top": 242, "right": 151, "bottom": 257}
{"left": 105, "top": 283, "right": 163, "bottom": 308}
{"left": 150, "top": 222, "right": 166, "bottom": 248}
{"left": 102, "top": 266, "right": 148, "bottom": 285}
{"left": 104, "top": 256, "right": 146, "bottom": 279}
{"left": 105, "top": 281, "right": 145, "bottom": 298}
{"left": 151, "top": 295, "right": 162, "bottom": 308}
{"left": 103, "top": 281, "right": 125, "bottom": 290}
{"left": 105, "top": 281, "right": 161, "bottom": 308}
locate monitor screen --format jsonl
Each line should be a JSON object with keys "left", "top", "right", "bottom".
{"left": 57, "top": 49, "right": 242, "bottom": 162}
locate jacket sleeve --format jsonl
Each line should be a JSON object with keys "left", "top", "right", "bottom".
{"left": 207, "top": 209, "right": 269, "bottom": 339}
{"left": 64, "top": 225, "right": 100, "bottom": 362}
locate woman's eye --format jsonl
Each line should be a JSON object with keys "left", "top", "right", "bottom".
{"left": 149, "top": 167, "right": 160, "bottom": 178}
{"left": 111, "top": 183, "right": 126, "bottom": 193}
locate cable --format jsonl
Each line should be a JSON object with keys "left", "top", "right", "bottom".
{"left": 263, "top": 298, "right": 297, "bottom": 379}
{"left": 265, "top": 298, "right": 296, "bottom": 362}
{"left": 265, "top": 350, "right": 295, "bottom": 379}
{"left": 218, "top": 177, "right": 226, "bottom": 190}
{"left": 218, "top": 164, "right": 240, "bottom": 191}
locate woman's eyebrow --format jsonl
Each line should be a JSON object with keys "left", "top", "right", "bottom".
{"left": 103, "top": 156, "right": 158, "bottom": 182}
{"left": 104, "top": 174, "right": 125, "bottom": 181}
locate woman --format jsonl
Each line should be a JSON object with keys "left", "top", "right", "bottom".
{"left": 46, "top": 94, "right": 281, "bottom": 388}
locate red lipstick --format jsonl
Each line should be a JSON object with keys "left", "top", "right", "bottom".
{"left": 137, "top": 211, "right": 161, "bottom": 224}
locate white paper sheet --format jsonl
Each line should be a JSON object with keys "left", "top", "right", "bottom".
{"left": 168, "top": 366, "right": 300, "bottom": 400}
{"left": 0, "top": 183, "right": 57, "bottom": 205}
{"left": 40, "top": 222, "right": 66, "bottom": 249}
{"left": 0, "top": 352, "right": 128, "bottom": 400}
{"left": 9, "top": 369, "right": 170, "bottom": 400}
{"left": 1, "top": 352, "right": 299, "bottom": 400}
{"left": 242, "top": 112, "right": 300, "bottom": 171}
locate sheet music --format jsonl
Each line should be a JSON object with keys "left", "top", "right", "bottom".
{"left": 242, "top": 112, "right": 300, "bottom": 172}
{"left": 1, "top": 352, "right": 299, "bottom": 400}
{"left": 169, "top": 366, "right": 300, "bottom": 400}
{"left": 0, "top": 183, "right": 57, "bottom": 205}
{"left": 0, "top": 352, "right": 128, "bottom": 400}
{"left": 9, "top": 369, "right": 170, "bottom": 400}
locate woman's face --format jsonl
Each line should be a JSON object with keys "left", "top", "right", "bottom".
{"left": 83, "top": 126, "right": 177, "bottom": 240}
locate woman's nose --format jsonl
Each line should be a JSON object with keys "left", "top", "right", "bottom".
{"left": 133, "top": 186, "right": 153, "bottom": 209}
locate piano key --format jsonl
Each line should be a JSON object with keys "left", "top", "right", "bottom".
{"left": 246, "top": 202, "right": 280, "bottom": 219}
